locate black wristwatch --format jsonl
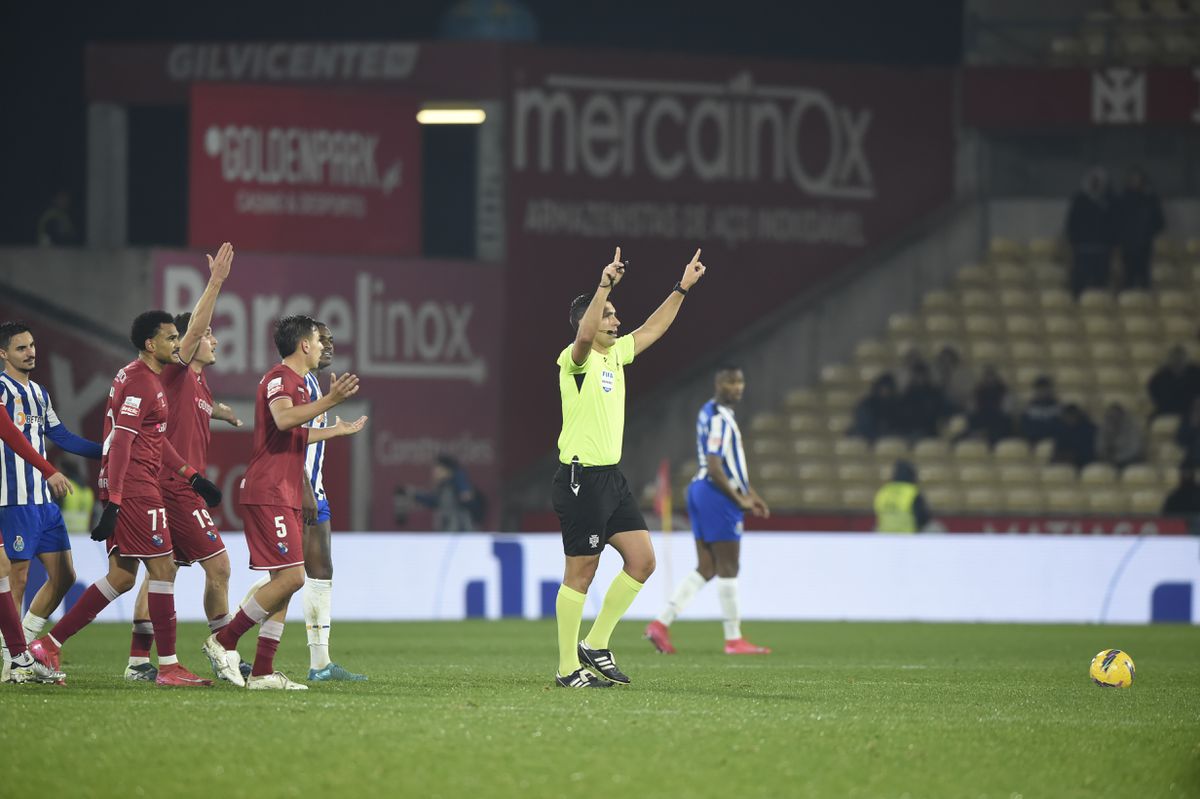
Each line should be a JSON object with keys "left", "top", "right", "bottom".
{"left": 672, "top": 282, "right": 688, "bottom": 296}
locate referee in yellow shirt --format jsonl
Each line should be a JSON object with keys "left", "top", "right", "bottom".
{"left": 552, "top": 246, "right": 707, "bottom": 688}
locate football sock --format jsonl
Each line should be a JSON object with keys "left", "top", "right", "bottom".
{"left": 658, "top": 570, "right": 707, "bottom": 627}
{"left": 0, "top": 579, "right": 28, "bottom": 658}
{"left": 207, "top": 614, "right": 231, "bottom": 632}
{"left": 555, "top": 584, "right": 586, "bottom": 675}
{"left": 304, "top": 577, "right": 332, "bottom": 670}
{"left": 129, "top": 618, "right": 154, "bottom": 660}
{"left": 22, "top": 611, "right": 47, "bottom": 643}
{"left": 147, "top": 581, "right": 178, "bottom": 666}
{"left": 50, "top": 577, "right": 121, "bottom": 645}
{"left": 584, "top": 570, "right": 644, "bottom": 651}
{"left": 217, "top": 595, "right": 269, "bottom": 650}
{"left": 241, "top": 575, "right": 270, "bottom": 608}
{"left": 252, "top": 619, "right": 285, "bottom": 677}
{"left": 716, "top": 577, "right": 741, "bottom": 640}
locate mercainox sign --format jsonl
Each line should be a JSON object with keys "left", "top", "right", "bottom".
{"left": 513, "top": 71, "right": 874, "bottom": 199}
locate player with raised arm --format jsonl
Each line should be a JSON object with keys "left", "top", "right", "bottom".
{"left": 122, "top": 243, "right": 245, "bottom": 682}
{"left": 551, "top": 246, "right": 706, "bottom": 688}
{"left": 0, "top": 406, "right": 67, "bottom": 684}
{"left": 0, "top": 322, "right": 102, "bottom": 673}
{"left": 645, "top": 366, "right": 772, "bottom": 655}
{"left": 201, "top": 315, "right": 366, "bottom": 690}
{"left": 28, "top": 311, "right": 223, "bottom": 686}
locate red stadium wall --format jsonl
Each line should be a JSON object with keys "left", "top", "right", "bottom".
{"left": 501, "top": 48, "right": 956, "bottom": 470}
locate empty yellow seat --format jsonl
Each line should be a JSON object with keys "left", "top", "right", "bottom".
{"left": 959, "top": 464, "right": 997, "bottom": 485}
{"left": 998, "top": 289, "right": 1037, "bottom": 311}
{"left": 1117, "top": 291, "right": 1155, "bottom": 312}
{"left": 1089, "top": 341, "right": 1130, "bottom": 364}
{"left": 994, "top": 262, "right": 1027, "bottom": 286}
{"left": 821, "top": 363, "right": 858, "bottom": 388}
{"left": 1086, "top": 491, "right": 1129, "bottom": 514}
{"left": 750, "top": 414, "right": 785, "bottom": 433}
{"left": 964, "top": 316, "right": 1002, "bottom": 337}
{"left": 956, "top": 264, "right": 992, "bottom": 288}
{"left": 854, "top": 339, "right": 890, "bottom": 362}
{"left": 1031, "top": 262, "right": 1068, "bottom": 287}
{"left": 1149, "top": 414, "right": 1181, "bottom": 440}
{"left": 916, "top": 462, "right": 956, "bottom": 485}
{"left": 1004, "top": 315, "right": 1042, "bottom": 338}
{"left": 997, "top": 463, "right": 1037, "bottom": 485}
{"left": 887, "top": 314, "right": 921, "bottom": 337}
{"left": 800, "top": 484, "right": 839, "bottom": 509}
{"left": 1156, "top": 289, "right": 1191, "bottom": 313}
{"left": 1129, "top": 489, "right": 1165, "bottom": 515}
{"left": 1121, "top": 316, "right": 1160, "bottom": 339}
{"left": 1120, "top": 464, "right": 1160, "bottom": 487}
{"left": 784, "top": 388, "right": 822, "bottom": 412}
{"left": 797, "top": 461, "right": 833, "bottom": 482}
{"left": 965, "top": 487, "right": 1003, "bottom": 512}
{"left": 925, "top": 314, "right": 963, "bottom": 337}
{"left": 1046, "top": 487, "right": 1085, "bottom": 513}
{"left": 874, "top": 436, "right": 909, "bottom": 459}
{"left": 1049, "top": 341, "right": 1086, "bottom": 362}
{"left": 793, "top": 437, "right": 828, "bottom": 458}
{"left": 755, "top": 462, "right": 794, "bottom": 482}
{"left": 834, "top": 437, "right": 871, "bottom": 458}
{"left": 788, "top": 414, "right": 825, "bottom": 435}
{"left": 1162, "top": 316, "right": 1194, "bottom": 339}
{"left": 1040, "top": 464, "right": 1078, "bottom": 484}
{"left": 1004, "top": 487, "right": 1045, "bottom": 512}
{"left": 827, "top": 414, "right": 854, "bottom": 436}
{"left": 1079, "top": 290, "right": 1114, "bottom": 311}
{"left": 922, "top": 290, "right": 956, "bottom": 312}
{"left": 913, "top": 439, "right": 950, "bottom": 460}
{"left": 1028, "top": 238, "right": 1064, "bottom": 261}
{"left": 990, "top": 237, "right": 1026, "bottom": 262}
{"left": 994, "top": 438, "right": 1031, "bottom": 462}
{"left": 750, "top": 439, "right": 788, "bottom": 458}
{"left": 1081, "top": 463, "right": 1118, "bottom": 485}
{"left": 761, "top": 484, "right": 803, "bottom": 508}
{"left": 923, "top": 486, "right": 962, "bottom": 513}
{"left": 953, "top": 439, "right": 991, "bottom": 463}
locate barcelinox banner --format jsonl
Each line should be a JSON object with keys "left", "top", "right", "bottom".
{"left": 153, "top": 250, "right": 501, "bottom": 530}
{"left": 188, "top": 83, "right": 421, "bottom": 256}
{"left": 502, "top": 48, "right": 955, "bottom": 468}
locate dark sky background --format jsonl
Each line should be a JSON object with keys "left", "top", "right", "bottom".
{"left": 0, "top": 0, "right": 963, "bottom": 245}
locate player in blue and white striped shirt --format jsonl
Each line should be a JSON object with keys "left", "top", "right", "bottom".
{"left": 0, "top": 322, "right": 102, "bottom": 652}
{"left": 646, "top": 366, "right": 772, "bottom": 655}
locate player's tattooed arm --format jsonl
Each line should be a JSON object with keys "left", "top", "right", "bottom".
{"left": 179, "top": 241, "right": 234, "bottom": 364}
{"left": 631, "top": 248, "right": 706, "bottom": 355}
{"left": 212, "top": 401, "right": 242, "bottom": 427}
{"left": 307, "top": 415, "right": 369, "bottom": 443}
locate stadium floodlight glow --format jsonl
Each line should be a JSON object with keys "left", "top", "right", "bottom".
{"left": 416, "top": 107, "right": 487, "bottom": 125}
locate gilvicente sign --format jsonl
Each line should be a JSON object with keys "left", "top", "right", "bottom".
{"left": 188, "top": 83, "right": 421, "bottom": 256}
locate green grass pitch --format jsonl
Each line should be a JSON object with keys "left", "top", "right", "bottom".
{"left": 2, "top": 620, "right": 1196, "bottom": 798}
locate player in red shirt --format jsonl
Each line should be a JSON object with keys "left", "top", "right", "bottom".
{"left": 0, "top": 406, "right": 67, "bottom": 683}
{"left": 123, "top": 242, "right": 245, "bottom": 682}
{"left": 203, "top": 315, "right": 366, "bottom": 690}
{"left": 29, "top": 311, "right": 223, "bottom": 686}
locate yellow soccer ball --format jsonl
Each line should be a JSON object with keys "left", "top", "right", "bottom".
{"left": 1089, "top": 649, "right": 1135, "bottom": 688}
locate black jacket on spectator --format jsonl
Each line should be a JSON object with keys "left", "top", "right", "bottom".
{"left": 1021, "top": 398, "right": 1061, "bottom": 442}
{"left": 898, "top": 365, "right": 949, "bottom": 440}
{"left": 1052, "top": 405, "right": 1096, "bottom": 468}
{"left": 852, "top": 374, "right": 904, "bottom": 443}
{"left": 1149, "top": 364, "right": 1200, "bottom": 417}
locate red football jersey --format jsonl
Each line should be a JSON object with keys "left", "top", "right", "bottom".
{"left": 159, "top": 359, "right": 213, "bottom": 484}
{"left": 240, "top": 363, "right": 310, "bottom": 509}
{"left": 99, "top": 359, "right": 169, "bottom": 503}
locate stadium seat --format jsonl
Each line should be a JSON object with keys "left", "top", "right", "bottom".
{"left": 798, "top": 461, "right": 834, "bottom": 482}
{"left": 912, "top": 439, "right": 950, "bottom": 461}
{"left": 800, "top": 484, "right": 839, "bottom": 509}
{"left": 993, "top": 262, "right": 1027, "bottom": 287}
{"left": 755, "top": 462, "right": 794, "bottom": 483}
{"left": 827, "top": 414, "right": 854, "bottom": 436}
{"left": 839, "top": 484, "right": 876, "bottom": 510}
{"left": 1079, "top": 290, "right": 1114, "bottom": 312}
{"left": 968, "top": 339, "right": 1007, "bottom": 365}
{"left": 1122, "top": 315, "right": 1160, "bottom": 339}
{"left": 965, "top": 487, "right": 1002, "bottom": 512}
{"left": 1056, "top": 366, "right": 1094, "bottom": 393}
{"left": 1154, "top": 238, "right": 1181, "bottom": 261}
{"left": 1094, "top": 366, "right": 1131, "bottom": 391}
{"left": 887, "top": 314, "right": 921, "bottom": 337}
{"left": 1038, "top": 288, "right": 1074, "bottom": 313}
{"left": 820, "top": 364, "right": 859, "bottom": 390}
{"left": 836, "top": 462, "right": 875, "bottom": 484}
{"left": 1129, "top": 340, "right": 1163, "bottom": 365}
{"left": 1031, "top": 262, "right": 1068, "bottom": 287}
{"left": 956, "top": 264, "right": 992, "bottom": 288}
{"left": 1162, "top": 316, "right": 1194, "bottom": 339}
{"left": 1081, "top": 463, "right": 1118, "bottom": 485}
{"left": 784, "top": 388, "right": 822, "bottom": 412}
{"left": 1086, "top": 491, "right": 1130, "bottom": 514}
{"left": 1046, "top": 487, "right": 1085, "bottom": 513}
{"left": 998, "top": 288, "right": 1037, "bottom": 311}
{"left": 1155, "top": 441, "right": 1185, "bottom": 466}
{"left": 1081, "top": 315, "right": 1118, "bottom": 340}
{"left": 1120, "top": 464, "right": 1161, "bottom": 487}
{"left": 993, "top": 438, "right": 1031, "bottom": 462}
{"left": 964, "top": 316, "right": 1002, "bottom": 337}
{"left": 1034, "top": 439, "right": 1056, "bottom": 463}
{"left": 1049, "top": 341, "right": 1086, "bottom": 363}
{"left": 1089, "top": 341, "right": 1130, "bottom": 364}
{"left": 922, "top": 290, "right": 957, "bottom": 313}
{"left": 793, "top": 436, "right": 828, "bottom": 458}
{"left": 1009, "top": 339, "right": 1047, "bottom": 365}
{"left": 1151, "top": 262, "right": 1184, "bottom": 287}
{"left": 916, "top": 461, "right": 956, "bottom": 485}
{"left": 1117, "top": 290, "right": 1155, "bottom": 313}
{"left": 960, "top": 289, "right": 994, "bottom": 311}
{"left": 959, "top": 463, "right": 997, "bottom": 485}
{"left": 874, "top": 436, "right": 909, "bottom": 460}
{"left": 750, "top": 438, "right": 788, "bottom": 458}
{"left": 1129, "top": 489, "right": 1165, "bottom": 515}
{"left": 1156, "top": 289, "right": 1192, "bottom": 313}
{"left": 788, "top": 413, "right": 825, "bottom": 435}
{"left": 853, "top": 339, "right": 890, "bottom": 363}
{"left": 952, "top": 439, "right": 990, "bottom": 464}
{"left": 924, "top": 314, "right": 962, "bottom": 337}
{"left": 834, "top": 437, "right": 870, "bottom": 458}
{"left": 1004, "top": 315, "right": 1042, "bottom": 338}
{"left": 925, "top": 485, "right": 963, "bottom": 513}
{"left": 989, "top": 237, "right": 1025, "bottom": 261}
{"left": 997, "top": 463, "right": 1037, "bottom": 486}
{"left": 1040, "top": 463, "right": 1078, "bottom": 484}
{"left": 1028, "top": 238, "right": 1064, "bottom": 262}
{"left": 762, "top": 484, "right": 803, "bottom": 508}
{"left": 1149, "top": 414, "right": 1181, "bottom": 442}
{"left": 1004, "top": 487, "right": 1045, "bottom": 513}
{"left": 750, "top": 413, "right": 785, "bottom": 433}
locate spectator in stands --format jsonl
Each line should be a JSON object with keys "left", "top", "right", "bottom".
{"left": 898, "top": 362, "right": 950, "bottom": 441}
{"left": 851, "top": 373, "right": 903, "bottom": 443}
{"left": 1065, "top": 166, "right": 1114, "bottom": 297}
{"left": 1051, "top": 403, "right": 1096, "bottom": 469}
{"left": 1147, "top": 345, "right": 1200, "bottom": 417}
{"left": 1094, "top": 401, "right": 1145, "bottom": 468}
{"left": 1019, "top": 375, "right": 1062, "bottom": 443}
{"left": 1112, "top": 167, "right": 1164, "bottom": 290}
{"left": 1162, "top": 464, "right": 1200, "bottom": 517}
{"left": 36, "top": 189, "right": 79, "bottom": 246}
{"left": 963, "top": 364, "right": 1014, "bottom": 444}
{"left": 932, "top": 345, "right": 973, "bottom": 412}
{"left": 873, "top": 460, "right": 933, "bottom": 534}
{"left": 1175, "top": 397, "right": 1200, "bottom": 465}
{"left": 897, "top": 348, "right": 927, "bottom": 391}
{"left": 404, "top": 454, "right": 482, "bottom": 532}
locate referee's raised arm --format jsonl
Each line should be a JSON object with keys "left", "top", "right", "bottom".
{"left": 570, "top": 246, "right": 626, "bottom": 367}
{"left": 630, "top": 248, "right": 706, "bottom": 355}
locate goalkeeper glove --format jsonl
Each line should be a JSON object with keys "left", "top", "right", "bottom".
{"left": 189, "top": 473, "right": 223, "bottom": 508}
{"left": 91, "top": 502, "right": 120, "bottom": 541}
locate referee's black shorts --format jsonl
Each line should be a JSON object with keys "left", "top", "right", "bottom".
{"left": 551, "top": 462, "right": 648, "bottom": 556}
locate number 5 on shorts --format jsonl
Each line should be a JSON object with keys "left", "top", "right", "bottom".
{"left": 274, "top": 515, "right": 288, "bottom": 538}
